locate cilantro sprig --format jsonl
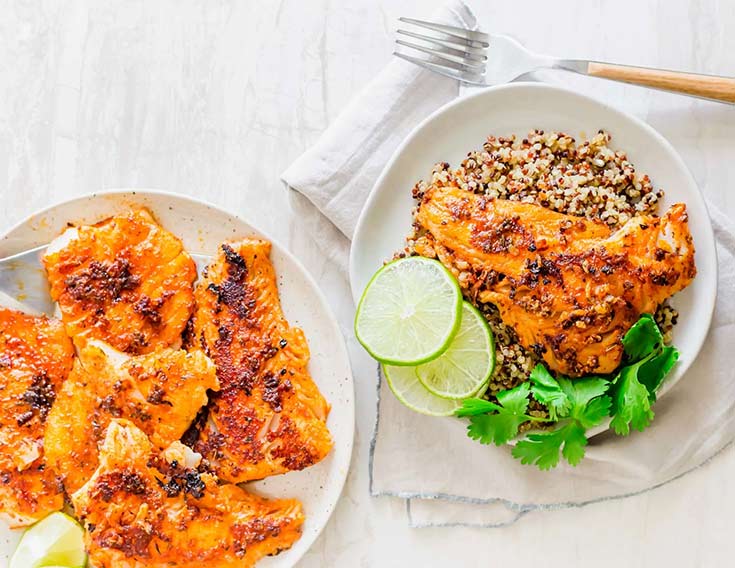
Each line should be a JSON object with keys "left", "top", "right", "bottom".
{"left": 512, "top": 422, "right": 588, "bottom": 470}
{"left": 457, "top": 383, "right": 543, "bottom": 446}
{"left": 512, "top": 369, "right": 611, "bottom": 469}
{"left": 527, "top": 365, "right": 571, "bottom": 421}
{"left": 609, "top": 314, "right": 679, "bottom": 435}
{"left": 456, "top": 314, "right": 679, "bottom": 470}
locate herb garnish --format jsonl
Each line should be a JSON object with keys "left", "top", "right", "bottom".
{"left": 456, "top": 314, "right": 679, "bottom": 470}
{"left": 456, "top": 383, "right": 542, "bottom": 446}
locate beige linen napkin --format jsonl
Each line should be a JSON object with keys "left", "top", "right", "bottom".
{"left": 281, "top": 0, "right": 733, "bottom": 527}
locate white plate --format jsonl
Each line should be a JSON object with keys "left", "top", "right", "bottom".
{"left": 350, "top": 82, "right": 717, "bottom": 424}
{"left": 0, "top": 190, "right": 354, "bottom": 568}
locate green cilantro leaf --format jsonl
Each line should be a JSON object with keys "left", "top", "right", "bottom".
{"left": 455, "top": 398, "right": 501, "bottom": 417}
{"left": 561, "top": 423, "right": 589, "bottom": 466}
{"left": 466, "top": 382, "right": 531, "bottom": 446}
{"left": 512, "top": 422, "right": 588, "bottom": 470}
{"left": 639, "top": 346, "right": 679, "bottom": 399}
{"left": 609, "top": 363, "right": 654, "bottom": 435}
{"left": 529, "top": 364, "right": 571, "bottom": 420}
{"left": 610, "top": 316, "right": 679, "bottom": 436}
{"left": 512, "top": 432, "right": 563, "bottom": 470}
{"left": 577, "top": 395, "right": 613, "bottom": 429}
{"left": 559, "top": 376, "right": 609, "bottom": 409}
{"left": 610, "top": 314, "right": 679, "bottom": 436}
{"left": 529, "top": 365, "right": 610, "bottom": 429}
{"left": 558, "top": 376, "right": 611, "bottom": 428}
{"left": 495, "top": 382, "right": 532, "bottom": 415}
{"left": 468, "top": 414, "right": 525, "bottom": 447}
{"left": 512, "top": 375, "right": 610, "bottom": 470}
{"left": 622, "top": 313, "right": 662, "bottom": 360}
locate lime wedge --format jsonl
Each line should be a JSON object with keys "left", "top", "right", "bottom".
{"left": 383, "top": 364, "right": 464, "bottom": 416}
{"left": 355, "top": 257, "right": 462, "bottom": 366}
{"left": 10, "top": 512, "right": 87, "bottom": 568}
{"left": 416, "top": 301, "right": 495, "bottom": 399}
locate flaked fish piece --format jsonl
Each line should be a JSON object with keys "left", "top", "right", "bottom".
{"left": 0, "top": 307, "right": 74, "bottom": 527}
{"left": 188, "top": 239, "right": 332, "bottom": 482}
{"left": 72, "top": 420, "right": 304, "bottom": 567}
{"left": 43, "top": 209, "right": 197, "bottom": 354}
{"left": 416, "top": 183, "right": 696, "bottom": 376}
{"left": 44, "top": 341, "right": 218, "bottom": 493}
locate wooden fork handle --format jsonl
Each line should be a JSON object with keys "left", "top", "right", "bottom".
{"left": 562, "top": 60, "right": 735, "bottom": 104}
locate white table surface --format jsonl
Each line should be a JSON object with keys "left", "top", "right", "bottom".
{"left": 2, "top": 1, "right": 734, "bottom": 566}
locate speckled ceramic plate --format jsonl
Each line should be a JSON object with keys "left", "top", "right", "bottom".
{"left": 350, "top": 82, "right": 717, "bottom": 437}
{"left": 0, "top": 190, "right": 354, "bottom": 567}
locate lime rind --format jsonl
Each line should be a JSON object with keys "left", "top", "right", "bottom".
{"left": 473, "top": 378, "right": 490, "bottom": 400}
{"left": 355, "top": 257, "right": 462, "bottom": 366}
{"left": 10, "top": 512, "right": 87, "bottom": 568}
{"left": 416, "top": 301, "right": 496, "bottom": 400}
{"left": 383, "top": 364, "right": 464, "bottom": 417}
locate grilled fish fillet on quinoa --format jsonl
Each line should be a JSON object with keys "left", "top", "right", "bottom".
{"left": 0, "top": 307, "right": 74, "bottom": 527}
{"left": 188, "top": 240, "right": 332, "bottom": 483}
{"left": 72, "top": 420, "right": 304, "bottom": 568}
{"left": 43, "top": 209, "right": 196, "bottom": 354}
{"left": 415, "top": 183, "right": 696, "bottom": 376}
{"left": 44, "top": 341, "right": 218, "bottom": 493}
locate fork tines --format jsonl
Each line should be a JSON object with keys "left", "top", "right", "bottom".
{"left": 394, "top": 17, "right": 488, "bottom": 85}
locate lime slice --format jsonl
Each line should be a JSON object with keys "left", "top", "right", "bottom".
{"left": 355, "top": 257, "right": 462, "bottom": 366}
{"left": 383, "top": 364, "right": 464, "bottom": 416}
{"left": 10, "top": 512, "right": 87, "bottom": 568}
{"left": 416, "top": 301, "right": 495, "bottom": 399}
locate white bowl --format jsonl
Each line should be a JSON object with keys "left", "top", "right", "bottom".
{"left": 349, "top": 82, "right": 717, "bottom": 430}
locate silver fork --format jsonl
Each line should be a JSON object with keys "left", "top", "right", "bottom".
{"left": 0, "top": 245, "right": 211, "bottom": 315}
{"left": 394, "top": 17, "right": 735, "bottom": 105}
